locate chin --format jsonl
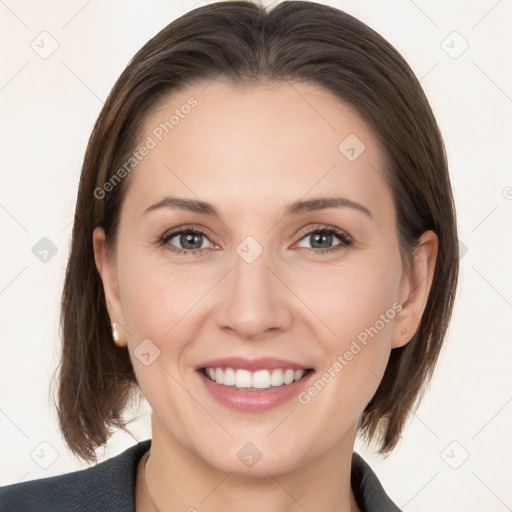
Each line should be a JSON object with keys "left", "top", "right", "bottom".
{"left": 197, "top": 442, "right": 305, "bottom": 478}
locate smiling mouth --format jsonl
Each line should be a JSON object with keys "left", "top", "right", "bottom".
{"left": 200, "top": 367, "right": 315, "bottom": 390}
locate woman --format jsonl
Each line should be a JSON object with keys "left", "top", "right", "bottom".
{"left": 0, "top": 1, "right": 458, "bottom": 511}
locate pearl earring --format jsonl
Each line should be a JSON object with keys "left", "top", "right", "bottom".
{"left": 112, "top": 322, "right": 121, "bottom": 345}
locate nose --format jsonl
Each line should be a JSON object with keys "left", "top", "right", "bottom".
{"left": 216, "top": 245, "right": 293, "bottom": 341}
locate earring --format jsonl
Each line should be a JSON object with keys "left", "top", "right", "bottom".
{"left": 112, "top": 322, "right": 121, "bottom": 346}
{"left": 400, "top": 328, "right": 408, "bottom": 337}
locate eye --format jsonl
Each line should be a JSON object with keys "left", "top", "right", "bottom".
{"left": 158, "top": 227, "right": 216, "bottom": 255}
{"left": 157, "top": 224, "right": 352, "bottom": 256}
{"left": 295, "top": 225, "right": 352, "bottom": 254}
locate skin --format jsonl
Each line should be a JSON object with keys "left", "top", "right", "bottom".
{"left": 93, "top": 80, "right": 437, "bottom": 512}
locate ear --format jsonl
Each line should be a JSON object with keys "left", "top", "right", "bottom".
{"left": 92, "top": 226, "right": 127, "bottom": 347}
{"left": 392, "top": 230, "right": 438, "bottom": 349}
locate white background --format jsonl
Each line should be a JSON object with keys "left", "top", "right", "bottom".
{"left": 1, "top": 0, "right": 511, "bottom": 510}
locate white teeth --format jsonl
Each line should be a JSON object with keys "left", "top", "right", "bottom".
{"left": 252, "top": 370, "right": 271, "bottom": 389}
{"left": 223, "top": 367, "right": 236, "bottom": 386}
{"left": 235, "top": 369, "right": 252, "bottom": 388}
{"left": 284, "top": 369, "right": 295, "bottom": 385}
{"left": 203, "top": 367, "right": 308, "bottom": 389}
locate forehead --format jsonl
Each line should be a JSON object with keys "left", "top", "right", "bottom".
{"left": 123, "top": 80, "right": 392, "bottom": 221}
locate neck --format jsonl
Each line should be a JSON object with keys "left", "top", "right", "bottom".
{"left": 136, "top": 413, "right": 361, "bottom": 512}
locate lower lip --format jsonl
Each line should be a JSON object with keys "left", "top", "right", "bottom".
{"left": 197, "top": 369, "right": 315, "bottom": 412}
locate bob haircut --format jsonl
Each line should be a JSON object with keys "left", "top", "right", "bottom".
{"left": 53, "top": 0, "right": 459, "bottom": 463}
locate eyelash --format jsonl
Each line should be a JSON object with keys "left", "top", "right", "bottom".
{"left": 156, "top": 224, "right": 353, "bottom": 256}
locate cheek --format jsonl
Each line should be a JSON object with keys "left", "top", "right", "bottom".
{"left": 117, "top": 263, "right": 200, "bottom": 401}
{"left": 117, "top": 251, "right": 220, "bottom": 363}
{"left": 305, "top": 255, "right": 400, "bottom": 343}
{"left": 296, "top": 265, "right": 400, "bottom": 426}
{"left": 304, "top": 249, "right": 402, "bottom": 392}
{"left": 120, "top": 266, "right": 191, "bottom": 339}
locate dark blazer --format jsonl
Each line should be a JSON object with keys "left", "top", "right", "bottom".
{"left": 0, "top": 439, "right": 402, "bottom": 511}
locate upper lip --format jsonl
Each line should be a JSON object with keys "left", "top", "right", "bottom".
{"left": 195, "top": 356, "right": 314, "bottom": 372}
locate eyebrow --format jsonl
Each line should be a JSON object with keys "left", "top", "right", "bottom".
{"left": 141, "top": 195, "right": 373, "bottom": 220}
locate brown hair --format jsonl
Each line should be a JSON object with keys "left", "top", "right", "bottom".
{"left": 52, "top": 0, "right": 459, "bottom": 463}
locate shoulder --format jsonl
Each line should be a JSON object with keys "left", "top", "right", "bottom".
{"left": 351, "top": 451, "right": 402, "bottom": 512}
{"left": 0, "top": 439, "right": 151, "bottom": 512}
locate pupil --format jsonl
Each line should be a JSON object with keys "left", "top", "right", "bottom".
{"left": 311, "top": 232, "right": 332, "bottom": 249}
{"left": 181, "top": 233, "right": 202, "bottom": 249}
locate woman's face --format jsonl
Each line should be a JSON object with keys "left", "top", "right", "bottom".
{"left": 94, "top": 80, "right": 434, "bottom": 476}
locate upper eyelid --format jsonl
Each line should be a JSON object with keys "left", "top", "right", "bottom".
{"left": 296, "top": 224, "right": 350, "bottom": 239}
{"left": 163, "top": 225, "right": 217, "bottom": 244}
